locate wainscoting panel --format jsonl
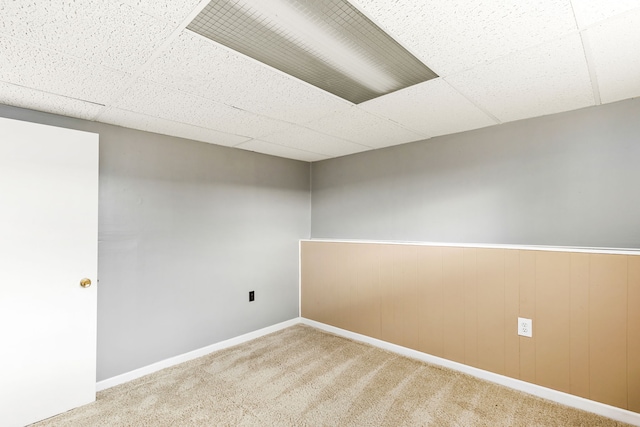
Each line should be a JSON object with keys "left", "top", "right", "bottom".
{"left": 442, "top": 247, "right": 466, "bottom": 365}
{"left": 518, "top": 250, "right": 537, "bottom": 384}
{"left": 300, "top": 241, "right": 640, "bottom": 413}
{"left": 417, "top": 246, "right": 443, "bottom": 358}
{"left": 504, "top": 249, "right": 520, "bottom": 379}
{"left": 589, "top": 255, "right": 628, "bottom": 409}
{"left": 629, "top": 256, "right": 640, "bottom": 412}
{"left": 463, "top": 248, "right": 479, "bottom": 368}
{"left": 535, "top": 251, "right": 571, "bottom": 394}
{"left": 570, "top": 253, "right": 591, "bottom": 399}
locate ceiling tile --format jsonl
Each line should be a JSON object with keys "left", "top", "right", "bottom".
{"left": 583, "top": 9, "right": 640, "bottom": 104}
{"left": 0, "top": 81, "right": 104, "bottom": 120}
{"left": 98, "top": 107, "right": 249, "bottom": 147}
{"left": 258, "top": 126, "right": 370, "bottom": 157}
{"left": 236, "top": 140, "right": 330, "bottom": 162}
{"left": 571, "top": 0, "right": 640, "bottom": 28}
{"left": 120, "top": 0, "right": 204, "bottom": 24}
{"left": 349, "top": 0, "right": 577, "bottom": 76}
{"left": 113, "top": 79, "right": 291, "bottom": 138}
{"left": 142, "top": 31, "right": 353, "bottom": 124}
{"left": 1, "top": 0, "right": 638, "bottom": 164}
{"left": 445, "top": 34, "right": 595, "bottom": 123}
{"left": 359, "top": 79, "right": 497, "bottom": 137}
{"left": 304, "top": 106, "right": 427, "bottom": 148}
{"left": 0, "top": 36, "right": 129, "bottom": 105}
{"left": 0, "top": 0, "right": 175, "bottom": 71}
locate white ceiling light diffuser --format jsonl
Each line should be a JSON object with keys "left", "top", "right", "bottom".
{"left": 187, "top": 0, "right": 438, "bottom": 104}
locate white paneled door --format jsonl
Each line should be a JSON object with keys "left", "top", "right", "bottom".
{"left": 0, "top": 117, "right": 98, "bottom": 427}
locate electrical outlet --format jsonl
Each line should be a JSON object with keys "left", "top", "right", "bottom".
{"left": 518, "top": 317, "right": 532, "bottom": 337}
{"left": 249, "top": 291, "right": 255, "bottom": 302}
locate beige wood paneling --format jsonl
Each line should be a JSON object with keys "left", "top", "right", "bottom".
{"left": 380, "top": 245, "right": 420, "bottom": 350}
{"left": 328, "top": 242, "right": 346, "bottom": 328}
{"left": 300, "top": 242, "right": 640, "bottom": 413}
{"left": 379, "top": 244, "right": 396, "bottom": 344}
{"left": 570, "top": 253, "right": 590, "bottom": 398}
{"left": 589, "top": 254, "right": 628, "bottom": 409}
{"left": 476, "top": 248, "right": 505, "bottom": 375}
{"left": 535, "top": 251, "right": 571, "bottom": 393}
{"left": 418, "top": 246, "right": 444, "bottom": 357}
{"left": 352, "top": 243, "right": 382, "bottom": 339}
{"left": 518, "top": 250, "right": 537, "bottom": 384}
{"left": 463, "top": 248, "right": 479, "bottom": 368}
{"left": 442, "top": 247, "right": 466, "bottom": 364}
{"left": 628, "top": 256, "right": 640, "bottom": 412}
{"left": 300, "top": 241, "right": 332, "bottom": 324}
{"left": 504, "top": 249, "right": 520, "bottom": 379}
{"left": 336, "top": 243, "right": 359, "bottom": 333}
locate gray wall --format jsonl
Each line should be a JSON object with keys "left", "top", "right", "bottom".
{"left": 0, "top": 105, "right": 310, "bottom": 381}
{"left": 4, "top": 95, "right": 639, "bottom": 381}
{"left": 311, "top": 98, "right": 640, "bottom": 249}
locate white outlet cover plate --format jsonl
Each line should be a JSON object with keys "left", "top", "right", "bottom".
{"left": 518, "top": 317, "right": 533, "bottom": 337}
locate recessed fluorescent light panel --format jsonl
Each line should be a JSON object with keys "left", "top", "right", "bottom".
{"left": 187, "top": 0, "right": 439, "bottom": 104}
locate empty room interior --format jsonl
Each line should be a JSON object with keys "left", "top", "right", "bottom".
{"left": 1, "top": 0, "right": 640, "bottom": 426}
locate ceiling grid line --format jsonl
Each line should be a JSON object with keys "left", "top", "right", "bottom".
{"left": 577, "top": 32, "right": 602, "bottom": 106}
{"left": 93, "top": 0, "right": 214, "bottom": 122}
{"left": 440, "top": 78, "right": 503, "bottom": 126}
{"left": 240, "top": 139, "right": 329, "bottom": 156}
{"left": 569, "top": 0, "right": 601, "bottom": 106}
{"left": 112, "top": 77, "right": 299, "bottom": 138}
{"left": 443, "top": 31, "right": 596, "bottom": 124}
{"left": 0, "top": 82, "right": 106, "bottom": 107}
{"left": 437, "top": 27, "right": 583, "bottom": 81}
{"left": 349, "top": 108, "right": 432, "bottom": 140}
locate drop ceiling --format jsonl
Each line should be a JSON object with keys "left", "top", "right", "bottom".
{"left": 1, "top": 0, "right": 639, "bottom": 162}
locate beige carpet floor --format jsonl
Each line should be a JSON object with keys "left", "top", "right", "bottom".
{"left": 34, "top": 325, "right": 631, "bottom": 426}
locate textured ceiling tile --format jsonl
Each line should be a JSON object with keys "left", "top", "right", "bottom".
{"left": 142, "top": 31, "right": 353, "bottom": 124}
{"left": 445, "top": 34, "right": 594, "bottom": 123}
{"left": 360, "top": 79, "right": 497, "bottom": 137}
{"left": 349, "top": 0, "right": 577, "bottom": 76}
{"left": 113, "top": 79, "right": 291, "bottom": 138}
{"left": 571, "top": 0, "right": 640, "bottom": 28}
{"left": 583, "top": 9, "right": 640, "bottom": 104}
{"left": 304, "top": 106, "right": 427, "bottom": 148}
{"left": 0, "top": 81, "right": 104, "bottom": 120}
{"left": 120, "top": 0, "right": 204, "bottom": 24}
{"left": 0, "top": 0, "right": 175, "bottom": 71}
{"left": 98, "top": 107, "right": 249, "bottom": 147}
{"left": 259, "top": 126, "right": 370, "bottom": 157}
{"left": 236, "top": 140, "right": 330, "bottom": 162}
{"left": 0, "top": 36, "right": 129, "bottom": 105}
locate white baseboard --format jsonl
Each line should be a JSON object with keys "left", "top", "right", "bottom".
{"left": 96, "top": 316, "right": 640, "bottom": 426}
{"left": 300, "top": 318, "right": 640, "bottom": 427}
{"left": 96, "top": 318, "right": 301, "bottom": 392}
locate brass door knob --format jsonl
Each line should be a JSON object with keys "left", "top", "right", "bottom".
{"left": 80, "top": 278, "right": 92, "bottom": 288}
